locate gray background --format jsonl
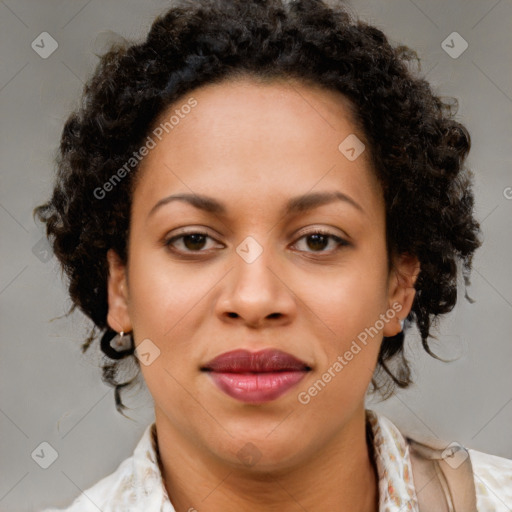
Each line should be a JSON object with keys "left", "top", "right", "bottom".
{"left": 1, "top": 0, "right": 511, "bottom": 510}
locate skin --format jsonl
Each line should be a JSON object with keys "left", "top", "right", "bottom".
{"left": 106, "top": 76, "right": 420, "bottom": 512}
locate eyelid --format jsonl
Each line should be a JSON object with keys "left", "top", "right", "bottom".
{"left": 293, "top": 225, "right": 350, "bottom": 241}
{"left": 163, "top": 227, "right": 222, "bottom": 247}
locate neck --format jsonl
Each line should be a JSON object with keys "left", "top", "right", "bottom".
{"left": 153, "top": 406, "right": 379, "bottom": 512}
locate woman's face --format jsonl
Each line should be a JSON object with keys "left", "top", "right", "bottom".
{"left": 107, "top": 77, "right": 419, "bottom": 470}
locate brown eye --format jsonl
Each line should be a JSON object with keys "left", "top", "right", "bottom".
{"left": 292, "top": 230, "right": 349, "bottom": 254}
{"left": 181, "top": 233, "right": 208, "bottom": 251}
{"left": 164, "top": 231, "right": 220, "bottom": 253}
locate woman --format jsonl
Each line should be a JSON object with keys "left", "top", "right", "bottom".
{"left": 35, "top": 0, "right": 512, "bottom": 510}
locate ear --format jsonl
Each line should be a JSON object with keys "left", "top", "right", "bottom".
{"left": 106, "top": 249, "right": 132, "bottom": 333}
{"left": 383, "top": 252, "right": 420, "bottom": 337}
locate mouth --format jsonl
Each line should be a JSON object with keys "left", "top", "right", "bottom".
{"left": 201, "top": 349, "right": 312, "bottom": 404}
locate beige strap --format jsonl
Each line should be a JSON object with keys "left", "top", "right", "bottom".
{"left": 407, "top": 437, "right": 477, "bottom": 512}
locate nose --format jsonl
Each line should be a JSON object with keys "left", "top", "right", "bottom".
{"left": 215, "top": 241, "right": 296, "bottom": 329}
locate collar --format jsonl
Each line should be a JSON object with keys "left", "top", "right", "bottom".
{"left": 366, "top": 409, "right": 419, "bottom": 511}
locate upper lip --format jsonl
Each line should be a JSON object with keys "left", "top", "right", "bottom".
{"left": 201, "top": 349, "right": 311, "bottom": 373}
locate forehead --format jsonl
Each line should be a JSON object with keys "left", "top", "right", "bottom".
{"left": 157, "top": 76, "right": 366, "bottom": 147}
{"left": 132, "top": 77, "right": 382, "bottom": 220}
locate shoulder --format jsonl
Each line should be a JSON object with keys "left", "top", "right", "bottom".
{"left": 38, "top": 423, "right": 170, "bottom": 512}
{"left": 39, "top": 455, "right": 136, "bottom": 512}
{"left": 469, "top": 447, "right": 512, "bottom": 511}
{"left": 367, "top": 409, "right": 512, "bottom": 511}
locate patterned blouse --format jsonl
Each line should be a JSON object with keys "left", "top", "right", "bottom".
{"left": 42, "top": 409, "right": 512, "bottom": 511}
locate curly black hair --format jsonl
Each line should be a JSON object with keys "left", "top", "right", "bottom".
{"left": 34, "top": 0, "right": 482, "bottom": 415}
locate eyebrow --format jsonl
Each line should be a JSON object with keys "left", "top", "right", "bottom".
{"left": 147, "top": 190, "right": 365, "bottom": 219}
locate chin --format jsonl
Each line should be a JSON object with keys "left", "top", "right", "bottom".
{"left": 215, "top": 430, "right": 312, "bottom": 474}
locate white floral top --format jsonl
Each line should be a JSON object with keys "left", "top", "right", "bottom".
{"left": 42, "top": 409, "right": 512, "bottom": 511}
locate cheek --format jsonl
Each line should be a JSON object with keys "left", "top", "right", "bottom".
{"left": 296, "top": 274, "right": 386, "bottom": 414}
{"left": 126, "top": 248, "right": 210, "bottom": 339}
{"left": 126, "top": 253, "right": 206, "bottom": 414}
{"left": 296, "top": 250, "right": 389, "bottom": 391}
{"left": 304, "top": 256, "right": 389, "bottom": 340}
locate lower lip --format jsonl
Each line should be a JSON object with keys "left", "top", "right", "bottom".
{"left": 208, "top": 371, "right": 308, "bottom": 403}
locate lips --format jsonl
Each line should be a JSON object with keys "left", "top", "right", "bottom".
{"left": 201, "top": 349, "right": 311, "bottom": 403}
{"left": 201, "top": 349, "right": 311, "bottom": 373}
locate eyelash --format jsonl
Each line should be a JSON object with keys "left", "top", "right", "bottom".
{"left": 163, "top": 229, "right": 350, "bottom": 256}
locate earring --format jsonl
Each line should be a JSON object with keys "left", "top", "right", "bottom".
{"left": 100, "top": 329, "right": 134, "bottom": 360}
{"left": 399, "top": 318, "right": 405, "bottom": 332}
{"left": 114, "top": 331, "right": 129, "bottom": 349}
